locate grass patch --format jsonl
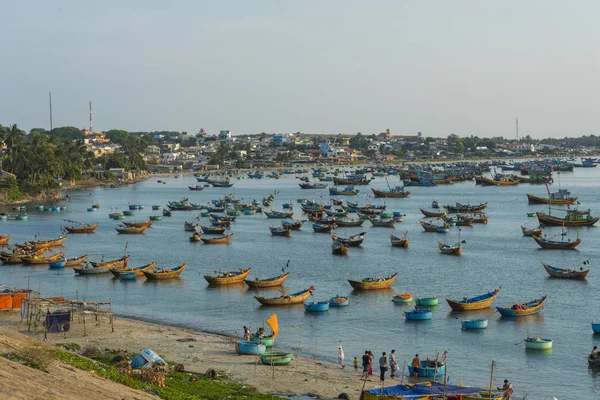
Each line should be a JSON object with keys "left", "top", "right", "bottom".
{"left": 52, "top": 349, "right": 280, "bottom": 399}
{"left": 54, "top": 343, "right": 82, "bottom": 352}
{"left": 4, "top": 347, "right": 55, "bottom": 372}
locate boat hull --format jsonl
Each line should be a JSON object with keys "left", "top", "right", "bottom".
{"left": 527, "top": 194, "right": 577, "bottom": 205}
{"left": 255, "top": 287, "right": 314, "bottom": 306}
{"left": 407, "top": 361, "right": 444, "bottom": 377}
{"left": 533, "top": 235, "right": 581, "bottom": 249}
{"left": 404, "top": 310, "right": 433, "bottom": 320}
{"left": 204, "top": 268, "right": 252, "bottom": 285}
{"left": 461, "top": 319, "right": 488, "bottom": 329}
{"left": 446, "top": 289, "right": 500, "bottom": 311}
{"left": 304, "top": 301, "right": 330, "bottom": 312}
{"left": 497, "top": 296, "right": 546, "bottom": 317}
{"left": 525, "top": 338, "right": 553, "bottom": 350}
{"left": 537, "top": 212, "right": 599, "bottom": 227}
{"left": 260, "top": 352, "right": 293, "bottom": 365}
{"left": 348, "top": 273, "right": 397, "bottom": 290}
{"left": 244, "top": 272, "right": 290, "bottom": 288}
{"left": 416, "top": 297, "right": 438, "bottom": 307}
{"left": 235, "top": 341, "right": 266, "bottom": 355}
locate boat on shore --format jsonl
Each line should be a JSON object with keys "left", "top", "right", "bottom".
{"left": 260, "top": 352, "right": 293, "bottom": 366}
{"left": 348, "top": 272, "right": 397, "bottom": 290}
{"left": 447, "top": 289, "right": 500, "bottom": 311}
{"left": 254, "top": 286, "right": 315, "bottom": 306}
{"left": 235, "top": 340, "right": 266, "bottom": 355}
{"left": 142, "top": 263, "right": 186, "bottom": 280}
{"left": 542, "top": 262, "right": 589, "bottom": 279}
{"left": 497, "top": 296, "right": 547, "bottom": 317}
{"left": 204, "top": 267, "right": 252, "bottom": 285}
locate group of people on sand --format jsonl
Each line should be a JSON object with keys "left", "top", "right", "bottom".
{"left": 336, "top": 348, "right": 399, "bottom": 382}
{"left": 242, "top": 326, "right": 266, "bottom": 341}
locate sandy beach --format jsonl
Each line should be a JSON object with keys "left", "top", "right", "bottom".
{"left": 0, "top": 311, "right": 398, "bottom": 399}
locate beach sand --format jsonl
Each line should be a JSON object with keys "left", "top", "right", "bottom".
{"left": 0, "top": 312, "right": 397, "bottom": 399}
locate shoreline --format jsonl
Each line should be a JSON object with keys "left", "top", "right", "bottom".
{"left": 0, "top": 310, "right": 386, "bottom": 399}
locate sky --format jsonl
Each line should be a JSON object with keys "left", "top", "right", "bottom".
{"left": 2, "top": 1, "right": 600, "bottom": 138}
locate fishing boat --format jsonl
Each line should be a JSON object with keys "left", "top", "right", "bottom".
{"left": 446, "top": 289, "right": 500, "bottom": 311}
{"left": 329, "top": 186, "right": 360, "bottom": 196}
{"left": 331, "top": 232, "right": 366, "bottom": 247}
{"left": 142, "top": 263, "right": 186, "bottom": 280}
{"left": 333, "top": 175, "right": 371, "bottom": 186}
{"left": 461, "top": 318, "right": 488, "bottom": 329}
{"left": 369, "top": 217, "right": 395, "bottom": 227}
{"left": 331, "top": 241, "right": 348, "bottom": 255}
{"left": 65, "top": 254, "right": 88, "bottom": 266}
{"left": 22, "top": 252, "right": 64, "bottom": 265}
{"left": 115, "top": 225, "right": 149, "bottom": 234}
{"left": 371, "top": 187, "right": 410, "bottom": 198}
{"left": 64, "top": 223, "right": 99, "bottom": 234}
{"left": 299, "top": 182, "right": 327, "bottom": 189}
{"left": 204, "top": 267, "right": 252, "bottom": 285}
{"left": 109, "top": 213, "right": 125, "bottom": 220}
{"left": 537, "top": 208, "right": 599, "bottom": 226}
{"left": 0, "top": 235, "right": 10, "bottom": 246}
{"left": 188, "top": 185, "right": 205, "bottom": 191}
{"left": 152, "top": 205, "right": 161, "bottom": 210}
{"left": 334, "top": 217, "right": 364, "bottom": 227}
{"left": 162, "top": 209, "right": 172, "bottom": 217}
{"left": 260, "top": 352, "right": 293, "bottom": 366}
{"left": 109, "top": 262, "right": 156, "bottom": 278}
{"left": 420, "top": 209, "right": 447, "bottom": 218}
{"left": 92, "top": 203, "right": 100, "bottom": 209}
{"left": 407, "top": 359, "right": 444, "bottom": 376}
{"left": 592, "top": 323, "right": 600, "bottom": 334}
{"left": 120, "top": 272, "right": 137, "bottom": 280}
{"left": 48, "top": 259, "right": 66, "bottom": 268}
{"left": 265, "top": 210, "right": 294, "bottom": 219}
{"left": 348, "top": 273, "right": 398, "bottom": 290}
{"left": 521, "top": 225, "right": 543, "bottom": 237}
{"left": 313, "top": 223, "right": 335, "bottom": 233}
{"left": 28, "top": 236, "right": 67, "bottom": 250}
{"left": 15, "top": 214, "right": 28, "bottom": 221}
{"left": 496, "top": 296, "right": 547, "bottom": 317}
{"left": 184, "top": 222, "right": 197, "bottom": 232}
{"left": 189, "top": 232, "right": 202, "bottom": 242}
{"left": 527, "top": 212, "right": 538, "bottom": 217}
{"left": 416, "top": 297, "right": 438, "bottom": 307}
{"left": 90, "top": 255, "right": 130, "bottom": 269}
{"left": 269, "top": 226, "right": 292, "bottom": 236}
{"left": 123, "top": 210, "right": 135, "bottom": 216}
{"left": 122, "top": 220, "right": 154, "bottom": 228}
{"left": 420, "top": 220, "right": 450, "bottom": 232}
{"left": 254, "top": 286, "right": 315, "bottom": 306}
{"left": 392, "top": 293, "right": 413, "bottom": 304}
{"left": 438, "top": 241, "right": 462, "bottom": 255}
{"left": 281, "top": 220, "right": 305, "bottom": 230}
{"left": 201, "top": 233, "right": 234, "bottom": 244}
{"left": 390, "top": 232, "right": 409, "bottom": 247}
{"left": 149, "top": 215, "right": 162, "bottom": 221}
{"left": 200, "top": 225, "right": 225, "bottom": 234}
{"left": 524, "top": 334, "right": 553, "bottom": 350}
{"left": 454, "top": 215, "right": 474, "bottom": 226}
{"left": 304, "top": 300, "right": 329, "bottom": 312}
{"left": 472, "top": 213, "right": 489, "bottom": 224}
{"left": 235, "top": 341, "right": 266, "bottom": 355}
{"left": 527, "top": 189, "right": 577, "bottom": 205}
{"left": 329, "top": 295, "right": 349, "bottom": 307}
{"left": 74, "top": 264, "right": 111, "bottom": 275}
{"left": 244, "top": 272, "right": 290, "bottom": 288}
{"left": 445, "top": 202, "right": 488, "bottom": 213}
{"left": 210, "top": 180, "right": 234, "bottom": 188}
{"left": 404, "top": 307, "right": 433, "bottom": 320}
{"left": 542, "top": 262, "right": 589, "bottom": 279}
{"left": 533, "top": 232, "right": 581, "bottom": 250}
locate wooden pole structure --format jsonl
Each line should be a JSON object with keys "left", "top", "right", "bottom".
{"left": 83, "top": 312, "right": 86, "bottom": 336}
{"left": 488, "top": 360, "right": 495, "bottom": 398}
{"left": 460, "top": 371, "right": 462, "bottom": 386}
{"left": 315, "top": 339, "right": 319, "bottom": 382}
{"left": 295, "top": 326, "right": 303, "bottom": 378}
{"left": 400, "top": 360, "right": 406, "bottom": 385}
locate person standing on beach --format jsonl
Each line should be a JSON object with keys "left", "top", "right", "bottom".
{"left": 379, "top": 352, "right": 388, "bottom": 382}
{"left": 411, "top": 354, "right": 421, "bottom": 376}
{"left": 361, "top": 351, "right": 370, "bottom": 379}
{"left": 368, "top": 351, "right": 374, "bottom": 376}
{"left": 353, "top": 356, "right": 359, "bottom": 373}
{"left": 243, "top": 326, "right": 251, "bottom": 341}
{"left": 389, "top": 349, "right": 397, "bottom": 378}
{"left": 338, "top": 345, "right": 345, "bottom": 369}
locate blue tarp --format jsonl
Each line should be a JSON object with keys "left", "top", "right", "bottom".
{"left": 365, "top": 382, "right": 487, "bottom": 397}
{"left": 130, "top": 349, "right": 165, "bottom": 369}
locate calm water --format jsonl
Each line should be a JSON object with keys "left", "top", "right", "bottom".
{"left": 2, "top": 169, "right": 600, "bottom": 399}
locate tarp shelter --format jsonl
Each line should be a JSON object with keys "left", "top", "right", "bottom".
{"left": 130, "top": 349, "right": 166, "bottom": 369}
{"left": 45, "top": 311, "right": 71, "bottom": 333}
{"left": 0, "top": 293, "right": 28, "bottom": 309}
{"left": 363, "top": 382, "right": 493, "bottom": 400}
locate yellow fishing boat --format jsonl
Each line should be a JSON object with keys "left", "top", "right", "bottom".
{"left": 348, "top": 272, "right": 397, "bottom": 290}
{"left": 204, "top": 267, "right": 252, "bottom": 285}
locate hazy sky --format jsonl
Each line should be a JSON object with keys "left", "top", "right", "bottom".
{"left": 3, "top": 1, "right": 599, "bottom": 138}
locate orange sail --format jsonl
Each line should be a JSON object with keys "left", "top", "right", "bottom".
{"left": 266, "top": 313, "right": 279, "bottom": 338}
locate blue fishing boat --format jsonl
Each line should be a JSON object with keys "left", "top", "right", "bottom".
{"left": 496, "top": 296, "right": 547, "bottom": 317}
{"left": 235, "top": 340, "right": 266, "bottom": 355}
{"left": 461, "top": 318, "right": 488, "bottom": 329}
{"left": 329, "top": 295, "right": 349, "bottom": 307}
{"left": 407, "top": 360, "right": 445, "bottom": 377}
{"left": 437, "top": 226, "right": 450, "bottom": 233}
{"left": 119, "top": 272, "right": 137, "bottom": 280}
{"left": 404, "top": 308, "right": 432, "bottom": 320}
{"left": 304, "top": 300, "right": 330, "bottom": 312}
{"left": 48, "top": 258, "right": 66, "bottom": 268}
{"left": 87, "top": 207, "right": 96, "bottom": 212}
{"left": 592, "top": 323, "right": 600, "bottom": 334}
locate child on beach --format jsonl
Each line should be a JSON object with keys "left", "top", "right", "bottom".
{"left": 353, "top": 357, "right": 358, "bottom": 372}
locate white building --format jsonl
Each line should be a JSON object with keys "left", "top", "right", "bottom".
{"left": 218, "top": 130, "right": 234, "bottom": 144}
